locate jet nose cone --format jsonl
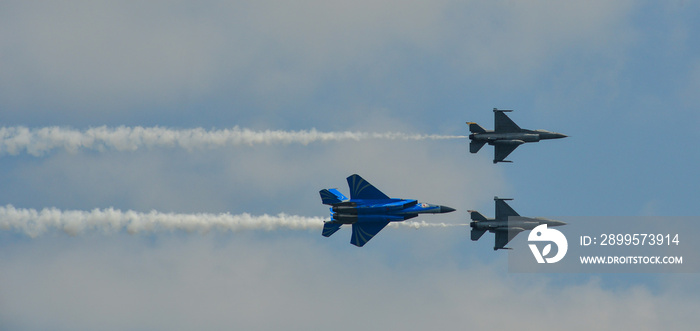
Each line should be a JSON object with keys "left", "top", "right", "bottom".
{"left": 439, "top": 206, "right": 456, "bottom": 213}
{"left": 540, "top": 131, "right": 568, "bottom": 139}
{"left": 549, "top": 219, "right": 567, "bottom": 227}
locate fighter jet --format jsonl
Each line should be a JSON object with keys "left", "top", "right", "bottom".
{"left": 467, "top": 108, "right": 567, "bottom": 163}
{"left": 469, "top": 197, "right": 566, "bottom": 250}
{"left": 320, "top": 174, "right": 456, "bottom": 247}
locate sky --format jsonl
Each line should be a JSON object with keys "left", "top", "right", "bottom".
{"left": 1, "top": 1, "right": 699, "bottom": 330}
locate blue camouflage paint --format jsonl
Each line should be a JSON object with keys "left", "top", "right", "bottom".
{"left": 319, "top": 174, "right": 455, "bottom": 247}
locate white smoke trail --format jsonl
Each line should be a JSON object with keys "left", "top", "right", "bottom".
{"left": 394, "top": 221, "right": 469, "bottom": 229}
{"left": 0, "top": 126, "right": 467, "bottom": 156}
{"left": 0, "top": 205, "right": 464, "bottom": 238}
{"left": 0, "top": 205, "right": 325, "bottom": 238}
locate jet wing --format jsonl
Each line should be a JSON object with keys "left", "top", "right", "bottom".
{"left": 494, "top": 227, "right": 524, "bottom": 250}
{"left": 495, "top": 198, "right": 520, "bottom": 220}
{"left": 350, "top": 221, "right": 390, "bottom": 247}
{"left": 494, "top": 144, "right": 519, "bottom": 163}
{"left": 494, "top": 111, "right": 521, "bottom": 132}
{"left": 347, "top": 174, "right": 390, "bottom": 200}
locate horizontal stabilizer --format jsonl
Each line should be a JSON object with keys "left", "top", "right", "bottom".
{"left": 469, "top": 210, "right": 488, "bottom": 221}
{"left": 470, "top": 140, "right": 486, "bottom": 154}
{"left": 320, "top": 188, "right": 348, "bottom": 205}
{"left": 467, "top": 122, "right": 486, "bottom": 134}
{"left": 471, "top": 228, "right": 487, "bottom": 241}
{"left": 322, "top": 222, "right": 342, "bottom": 237}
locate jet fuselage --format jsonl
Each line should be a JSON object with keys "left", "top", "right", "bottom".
{"left": 330, "top": 199, "right": 455, "bottom": 224}
{"left": 470, "top": 216, "right": 567, "bottom": 233}
{"left": 469, "top": 130, "right": 566, "bottom": 145}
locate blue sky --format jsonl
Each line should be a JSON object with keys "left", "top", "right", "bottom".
{"left": 1, "top": 1, "right": 699, "bottom": 330}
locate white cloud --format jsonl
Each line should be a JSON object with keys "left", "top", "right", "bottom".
{"left": 1, "top": 2, "right": 220, "bottom": 114}
{"left": 0, "top": 1, "right": 636, "bottom": 122}
{"left": 446, "top": 0, "right": 635, "bottom": 76}
{"left": 0, "top": 233, "right": 697, "bottom": 331}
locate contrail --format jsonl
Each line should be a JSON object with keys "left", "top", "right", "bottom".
{"left": 0, "top": 205, "right": 462, "bottom": 238}
{"left": 0, "top": 126, "right": 467, "bottom": 156}
{"left": 395, "top": 221, "right": 469, "bottom": 229}
{"left": 0, "top": 204, "right": 325, "bottom": 237}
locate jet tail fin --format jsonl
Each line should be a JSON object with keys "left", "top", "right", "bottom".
{"left": 466, "top": 122, "right": 486, "bottom": 134}
{"left": 471, "top": 228, "right": 487, "bottom": 241}
{"left": 469, "top": 140, "right": 486, "bottom": 154}
{"left": 469, "top": 210, "right": 488, "bottom": 221}
{"left": 322, "top": 222, "right": 342, "bottom": 237}
{"left": 320, "top": 189, "right": 348, "bottom": 205}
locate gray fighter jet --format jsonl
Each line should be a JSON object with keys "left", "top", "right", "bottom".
{"left": 467, "top": 108, "right": 567, "bottom": 163}
{"left": 469, "top": 197, "right": 566, "bottom": 250}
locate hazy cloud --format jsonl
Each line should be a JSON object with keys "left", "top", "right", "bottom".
{"left": 1, "top": 2, "right": 698, "bottom": 330}
{"left": 0, "top": 1, "right": 636, "bottom": 124}
{"left": 1, "top": 234, "right": 698, "bottom": 331}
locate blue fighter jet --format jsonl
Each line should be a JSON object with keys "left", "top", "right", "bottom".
{"left": 320, "top": 174, "right": 456, "bottom": 247}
